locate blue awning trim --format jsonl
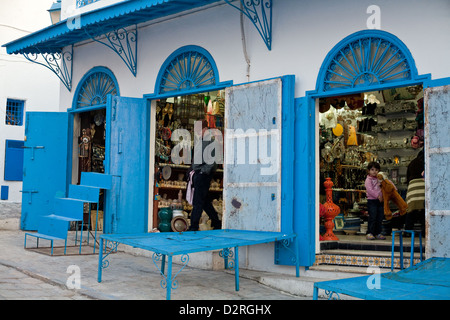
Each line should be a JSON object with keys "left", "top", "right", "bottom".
{"left": 3, "top": 0, "right": 222, "bottom": 54}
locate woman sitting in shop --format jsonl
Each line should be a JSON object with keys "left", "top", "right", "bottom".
{"left": 404, "top": 149, "right": 425, "bottom": 235}
{"left": 365, "top": 162, "right": 386, "bottom": 240}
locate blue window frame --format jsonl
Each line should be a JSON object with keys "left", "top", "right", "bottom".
{"left": 5, "top": 99, "right": 24, "bottom": 126}
{"left": 74, "top": 67, "right": 119, "bottom": 110}
{"left": 315, "top": 30, "right": 429, "bottom": 96}
{"left": 4, "top": 139, "right": 24, "bottom": 181}
{"left": 77, "top": 0, "right": 100, "bottom": 8}
{"left": 155, "top": 45, "right": 221, "bottom": 96}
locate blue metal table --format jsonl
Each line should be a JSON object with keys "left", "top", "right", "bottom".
{"left": 313, "top": 258, "right": 450, "bottom": 300}
{"left": 97, "top": 229, "right": 299, "bottom": 300}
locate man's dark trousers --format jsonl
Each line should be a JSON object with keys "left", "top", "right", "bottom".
{"left": 189, "top": 172, "right": 221, "bottom": 231}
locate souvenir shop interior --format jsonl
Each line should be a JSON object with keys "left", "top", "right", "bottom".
{"left": 73, "top": 109, "right": 106, "bottom": 230}
{"left": 319, "top": 85, "right": 425, "bottom": 240}
{"left": 152, "top": 91, "right": 225, "bottom": 232}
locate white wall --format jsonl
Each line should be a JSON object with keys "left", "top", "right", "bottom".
{"left": 0, "top": 0, "right": 60, "bottom": 202}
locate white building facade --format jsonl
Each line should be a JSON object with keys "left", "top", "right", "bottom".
{"left": 4, "top": 0, "right": 449, "bottom": 274}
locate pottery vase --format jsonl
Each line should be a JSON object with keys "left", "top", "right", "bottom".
{"left": 322, "top": 177, "right": 340, "bottom": 241}
{"left": 158, "top": 207, "right": 173, "bottom": 232}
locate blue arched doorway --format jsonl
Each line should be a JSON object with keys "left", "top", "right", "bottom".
{"left": 145, "top": 45, "right": 232, "bottom": 229}
{"left": 295, "top": 30, "right": 431, "bottom": 267}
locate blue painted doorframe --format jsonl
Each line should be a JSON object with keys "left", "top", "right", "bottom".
{"left": 292, "top": 96, "right": 316, "bottom": 266}
{"left": 296, "top": 29, "right": 433, "bottom": 267}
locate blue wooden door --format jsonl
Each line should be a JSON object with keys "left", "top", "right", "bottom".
{"left": 223, "top": 76, "right": 295, "bottom": 235}
{"left": 224, "top": 79, "right": 283, "bottom": 232}
{"left": 20, "top": 112, "right": 69, "bottom": 230}
{"left": 104, "top": 96, "right": 149, "bottom": 234}
{"left": 424, "top": 79, "right": 450, "bottom": 258}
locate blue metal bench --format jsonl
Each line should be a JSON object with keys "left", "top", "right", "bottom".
{"left": 97, "top": 229, "right": 299, "bottom": 300}
{"left": 25, "top": 215, "right": 70, "bottom": 256}
{"left": 24, "top": 172, "right": 111, "bottom": 255}
{"left": 79, "top": 172, "right": 112, "bottom": 252}
{"left": 313, "top": 257, "right": 450, "bottom": 300}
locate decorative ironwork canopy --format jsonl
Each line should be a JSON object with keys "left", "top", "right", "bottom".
{"left": 2, "top": 0, "right": 222, "bottom": 91}
{"left": 3, "top": 0, "right": 274, "bottom": 91}
{"left": 224, "top": 0, "right": 273, "bottom": 50}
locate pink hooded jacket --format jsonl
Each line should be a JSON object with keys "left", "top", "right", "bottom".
{"left": 365, "top": 175, "right": 382, "bottom": 200}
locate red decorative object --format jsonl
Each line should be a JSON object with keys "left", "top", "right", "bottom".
{"left": 321, "top": 178, "right": 340, "bottom": 241}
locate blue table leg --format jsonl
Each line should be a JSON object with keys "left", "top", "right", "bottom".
{"left": 161, "top": 254, "right": 166, "bottom": 275}
{"left": 98, "top": 238, "right": 104, "bottom": 282}
{"left": 410, "top": 231, "right": 415, "bottom": 268}
{"left": 79, "top": 222, "right": 84, "bottom": 255}
{"left": 294, "top": 237, "right": 300, "bottom": 277}
{"left": 235, "top": 246, "right": 239, "bottom": 292}
{"left": 166, "top": 256, "right": 173, "bottom": 300}
{"left": 93, "top": 208, "right": 99, "bottom": 254}
{"left": 391, "top": 232, "right": 396, "bottom": 271}
{"left": 399, "top": 233, "right": 404, "bottom": 270}
{"left": 313, "top": 286, "right": 318, "bottom": 300}
{"left": 419, "top": 232, "right": 423, "bottom": 261}
{"left": 224, "top": 251, "right": 229, "bottom": 269}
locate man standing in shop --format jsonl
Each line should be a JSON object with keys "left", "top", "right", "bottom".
{"left": 188, "top": 120, "right": 222, "bottom": 231}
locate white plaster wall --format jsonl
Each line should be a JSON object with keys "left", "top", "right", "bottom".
{"left": 57, "top": 0, "right": 449, "bottom": 273}
{"left": 0, "top": 0, "right": 60, "bottom": 202}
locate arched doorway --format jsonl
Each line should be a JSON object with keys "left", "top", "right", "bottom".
{"left": 310, "top": 30, "right": 430, "bottom": 269}
{"left": 147, "top": 45, "right": 232, "bottom": 230}
{"left": 71, "top": 67, "right": 120, "bottom": 182}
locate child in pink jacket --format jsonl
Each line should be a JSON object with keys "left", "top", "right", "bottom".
{"left": 365, "top": 162, "right": 386, "bottom": 240}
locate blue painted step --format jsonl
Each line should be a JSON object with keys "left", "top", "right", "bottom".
{"left": 54, "top": 197, "right": 85, "bottom": 221}
{"left": 80, "top": 172, "right": 112, "bottom": 190}
{"left": 24, "top": 173, "right": 112, "bottom": 255}
{"left": 68, "top": 185, "right": 100, "bottom": 203}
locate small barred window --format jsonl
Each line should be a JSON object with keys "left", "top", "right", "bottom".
{"left": 5, "top": 99, "right": 24, "bottom": 126}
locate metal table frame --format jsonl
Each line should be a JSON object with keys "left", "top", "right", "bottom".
{"left": 97, "top": 229, "right": 299, "bottom": 300}
{"left": 313, "top": 258, "right": 450, "bottom": 300}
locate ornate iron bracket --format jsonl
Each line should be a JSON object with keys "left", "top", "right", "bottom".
{"left": 152, "top": 253, "right": 190, "bottom": 295}
{"left": 219, "top": 247, "right": 236, "bottom": 270}
{"left": 275, "top": 238, "right": 299, "bottom": 266}
{"left": 22, "top": 46, "right": 73, "bottom": 91}
{"left": 325, "top": 290, "right": 341, "bottom": 300}
{"left": 224, "top": 0, "right": 273, "bottom": 50}
{"left": 100, "top": 240, "right": 119, "bottom": 269}
{"left": 86, "top": 25, "right": 138, "bottom": 77}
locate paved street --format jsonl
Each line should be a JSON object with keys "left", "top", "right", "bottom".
{"left": 0, "top": 264, "right": 89, "bottom": 300}
{"left": 0, "top": 230, "right": 306, "bottom": 301}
